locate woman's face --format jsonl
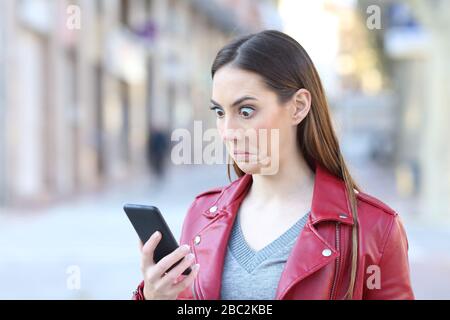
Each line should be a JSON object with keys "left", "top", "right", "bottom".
{"left": 211, "top": 65, "right": 305, "bottom": 175}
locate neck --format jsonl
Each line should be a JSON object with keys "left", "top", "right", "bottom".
{"left": 248, "top": 152, "right": 315, "bottom": 206}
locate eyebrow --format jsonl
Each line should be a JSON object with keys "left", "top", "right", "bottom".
{"left": 210, "top": 96, "right": 258, "bottom": 108}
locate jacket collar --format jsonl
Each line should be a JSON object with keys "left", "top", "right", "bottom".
{"left": 202, "top": 164, "right": 354, "bottom": 226}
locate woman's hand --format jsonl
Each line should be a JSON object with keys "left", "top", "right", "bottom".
{"left": 139, "top": 231, "right": 200, "bottom": 300}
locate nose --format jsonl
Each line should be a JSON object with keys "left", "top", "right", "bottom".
{"left": 220, "top": 116, "right": 242, "bottom": 143}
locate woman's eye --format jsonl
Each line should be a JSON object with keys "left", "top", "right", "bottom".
{"left": 239, "top": 106, "right": 255, "bottom": 118}
{"left": 211, "top": 107, "right": 225, "bottom": 118}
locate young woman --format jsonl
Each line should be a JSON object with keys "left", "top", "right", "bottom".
{"left": 132, "top": 30, "right": 414, "bottom": 300}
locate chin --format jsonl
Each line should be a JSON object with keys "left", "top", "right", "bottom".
{"left": 233, "top": 161, "right": 264, "bottom": 175}
{"left": 233, "top": 157, "right": 279, "bottom": 176}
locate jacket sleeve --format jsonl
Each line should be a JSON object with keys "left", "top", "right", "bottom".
{"left": 363, "top": 215, "right": 415, "bottom": 299}
{"left": 176, "top": 283, "right": 196, "bottom": 300}
{"left": 131, "top": 279, "right": 195, "bottom": 300}
{"left": 131, "top": 280, "right": 146, "bottom": 300}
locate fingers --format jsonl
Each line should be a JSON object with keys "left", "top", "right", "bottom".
{"left": 141, "top": 231, "right": 162, "bottom": 271}
{"left": 144, "top": 244, "right": 191, "bottom": 285}
{"left": 159, "top": 253, "right": 196, "bottom": 288}
{"left": 154, "top": 244, "right": 191, "bottom": 277}
{"left": 170, "top": 263, "right": 200, "bottom": 295}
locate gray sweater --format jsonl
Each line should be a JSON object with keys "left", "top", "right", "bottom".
{"left": 220, "top": 209, "right": 310, "bottom": 300}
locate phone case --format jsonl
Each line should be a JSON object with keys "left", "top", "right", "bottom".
{"left": 124, "top": 204, "right": 192, "bottom": 275}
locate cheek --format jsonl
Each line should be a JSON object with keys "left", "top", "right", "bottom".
{"left": 251, "top": 111, "right": 291, "bottom": 153}
{"left": 251, "top": 111, "right": 287, "bottom": 140}
{"left": 266, "top": 109, "right": 292, "bottom": 138}
{"left": 255, "top": 104, "right": 288, "bottom": 129}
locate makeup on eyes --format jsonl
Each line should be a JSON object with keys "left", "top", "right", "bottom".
{"left": 209, "top": 104, "right": 256, "bottom": 119}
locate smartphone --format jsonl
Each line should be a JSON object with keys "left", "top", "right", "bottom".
{"left": 124, "top": 203, "right": 192, "bottom": 276}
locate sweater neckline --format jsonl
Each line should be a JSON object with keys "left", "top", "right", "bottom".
{"left": 228, "top": 209, "right": 310, "bottom": 273}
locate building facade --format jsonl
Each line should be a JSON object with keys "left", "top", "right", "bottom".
{"left": 0, "top": 0, "right": 281, "bottom": 207}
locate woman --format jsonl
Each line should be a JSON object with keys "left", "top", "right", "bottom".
{"left": 132, "top": 30, "right": 414, "bottom": 300}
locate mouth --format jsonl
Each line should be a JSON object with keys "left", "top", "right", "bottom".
{"left": 232, "top": 151, "right": 257, "bottom": 163}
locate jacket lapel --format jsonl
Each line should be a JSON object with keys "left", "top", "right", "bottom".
{"left": 275, "top": 165, "right": 355, "bottom": 299}
{"left": 193, "top": 174, "right": 252, "bottom": 299}
{"left": 274, "top": 221, "right": 339, "bottom": 299}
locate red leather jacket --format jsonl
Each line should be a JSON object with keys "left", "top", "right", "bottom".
{"left": 133, "top": 165, "right": 414, "bottom": 300}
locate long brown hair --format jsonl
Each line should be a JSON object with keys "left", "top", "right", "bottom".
{"left": 211, "top": 30, "right": 360, "bottom": 299}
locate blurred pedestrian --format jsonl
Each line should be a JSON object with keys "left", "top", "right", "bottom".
{"left": 147, "top": 125, "right": 170, "bottom": 180}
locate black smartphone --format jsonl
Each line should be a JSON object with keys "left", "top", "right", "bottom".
{"left": 124, "top": 204, "right": 192, "bottom": 276}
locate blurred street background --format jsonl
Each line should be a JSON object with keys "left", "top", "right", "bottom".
{"left": 1, "top": 0, "right": 449, "bottom": 299}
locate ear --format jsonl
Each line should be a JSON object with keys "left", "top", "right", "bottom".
{"left": 290, "top": 88, "right": 311, "bottom": 125}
